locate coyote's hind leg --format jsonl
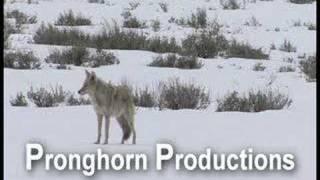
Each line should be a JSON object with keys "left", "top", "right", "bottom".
{"left": 131, "top": 123, "right": 136, "bottom": 145}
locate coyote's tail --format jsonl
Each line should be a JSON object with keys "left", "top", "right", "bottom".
{"left": 118, "top": 99, "right": 135, "bottom": 142}
{"left": 117, "top": 116, "right": 132, "bottom": 141}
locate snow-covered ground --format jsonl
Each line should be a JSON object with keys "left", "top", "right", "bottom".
{"left": 4, "top": 0, "right": 316, "bottom": 180}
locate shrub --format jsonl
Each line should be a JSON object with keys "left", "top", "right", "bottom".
{"left": 121, "top": 10, "right": 132, "bottom": 19}
{"left": 216, "top": 89, "right": 292, "bottom": 112}
{"left": 300, "top": 55, "right": 316, "bottom": 81}
{"left": 4, "top": 19, "right": 19, "bottom": 48}
{"left": 244, "top": 16, "right": 261, "bottom": 27}
{"left": 12, "top": 87, "right": 93, "bottom": 107}
{"left": 66, "top": 94, "right": 91, "bottom": 106}
{"left": 133, "top": 87, "right": 157, "bottom": 107}
{"left": 279, "top": 39, "right": 297, "bottom": 52}
{"left": 270, "top": 43, "right": 276, "bottom": 50}
{"left": 29, "top": 16, "right": 37, "bottom": 24}
{"left": 34, "top": 24, "right": 91, "bottom": 45}
{"left": 168, "top": 17, "right": 176, "bottom": 23}
{"left": 33, "top": 23, "right": 273, "bottom": 60}
{"left": 27, "top": 85, "right": 70, "bottom": 107}
{"left": 226, "top": 40, "right": 269, "bottom": 59}
{"left": 174, "top": 17, "right": 187, "bottom": 26}
{"left": 34, "top": 23, "right": 180, "bottom": 54}
{"left": 97, "top": 26, "right": 179, "bottom": 53}
{"left": 181, "top": 23, "right": 228, "bottom": 58}
{"left": 217, "top": 65, "right": 224, "bottom": 69}
{"left": 45, "top": 46, "right": 89, "bottom": 66}
{"left": 69, "top": 46, "right": 90, "bottom": 66}
{"left": 147, "top": 36, "right": 181, "bottom": 53}
{"left": 4, "top": 19, "right": 18, "bottom": 35}
{"left": 175, "top": 9, "right": 207, "bottom": 29}
{"left": 6, "top": 10, "right": 37, "bottom": 25}
{"left": 278, "top": 65, "right": 295, "bottom": 72}
{"left": 84, "top": 50, "right": 120, "bottom": 67}
{"left": 282, "top": 57, "right": 294, "bottom": 63}
{"left": 149, "top": 54, "right": 181, "bottom": 68}
{"left": 10, "top": 92, "right": 28, "bottom": 106}
{"left": 159, "top": 2, "right": 168, "bottom": 12}
{"left": 27, "top": 0, "right": 39, "bottom": 4}
{"left": 288, "top": 0, "right": 315, "bottom": 4}
{"left": 187, "top": 9, "right": 207, "bottom": 28}
{"left": 307, "top": 24, "right": 316, "bottom": 30}
{"left": 128, "top": 1, "right": 140, "bottom": 10}
{"left": 88, "top": 0, "right": 104, "bottom": 3}
{"left": 94, "top": 24, "right": 147, "bottom": 49}
{"left": 54, "top": 64, "right": 70, "bottom": 70}
{"left": 4, "top": 51, "right": 41, "bottom": 69}
{"left": 45, "top": 47, "right": 119, "bottom": 67}
{"left": 45, "top": 50, "right": 69, "bottom": 65}
{"left": 253, "top": 62, "right": 266, "bottom": 71}
{"left": 158, "top": 78, "right": 210, "bottom": 110}
{"left": 220, "top": 0, "right": 240, "bottom": 9}
{"left": 149, "top": 54, "right": 203, "bottom": 69}
{"left": 151, "top": 19, "right": 161, "bottom": 32}
{"left": 304, "top": 23, "right": 316, "bottom": 30}
{"left": 292, "top": 20, "right": 302, "bottom": 27}
{"left": 123, "top": 16, "right": 146, "bottom": 28}
{"left": 55, "top": 10, "right": 91, "bottom": 26}
{"left": 117, "top": 79, "right": 212, "bottom": 110}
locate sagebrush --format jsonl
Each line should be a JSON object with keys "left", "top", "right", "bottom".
{"left": 34, "top": 23, "right": 271, "bottom": 60}
{"left": 133, "top": 87, "right": 157, "bottom": 108}
{"left": 181, "top": 23, "right": 228, "bottom": 58}
{"left": 4, "top": 51, "right": 41, "bottom": 69}
{"left": 300, "top": 55, "right": 316, "bottom": 81}
{"left": 27, "top": 85, "right": 70, "bottom": 107}
{"left": 123, "top": 16, "right": 146, "bottom": 28}
{"left": 10, "top": 93, "right": 28, "bottom": 106}
{"left": 253, "top": 63, "right": 266, "bottom": 71}
{"left": 279, "top": 40, "right": 297, "bottom": 53}
{"left": 4, "top": 19, "right": 19, "bottom": 48}
{"left": 159, "top": 2, "right": 168, "bottom": 12}
{"left": 45, "top": 46, "right": 89, "bottom": 66}
{"left": 34, "top": 23, "right": 180, "bottom": 54}
{"left": 216, "top": 89, "right": 292, "bottom": 112}
{"left": 6, "top": 10, "right": 37, "bottom": 25}
{"left": 289, "top": 0, "right": 315, "bottom": 4}
{"left": 149, "top": 54, "right": 203, "bottom": 69}
{"left": 66, "top": 94, "right": 91, "bottom": 106}
{"left": 158, "top": 78, "right": 210, "bottom": 110}
{"left": 176, "top": 8, "right": 207, "bottom": 28}
{"left": 220, "top": 0, "right": 240, "bottom": 9}
{"left": 45, "top": 47, "right": 119, "bottom": 67}
{"left": 226, "top": 40, "right": 269, "bottom": 59}
{"left": 151, "top": 19, "right": 161, "bottom": 32}
{"left": 55, "top": 10, "right": 91, "bottom": 26}
{"left": 278, "top": 65, "right": 295, "bottom": 72}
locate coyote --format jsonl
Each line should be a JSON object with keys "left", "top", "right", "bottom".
{"left": 78, "top": 70, "right": 136, "bottom": 144}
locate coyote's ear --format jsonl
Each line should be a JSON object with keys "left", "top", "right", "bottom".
{"left": 85, "top": 70, "right": 90, "bottom": 77}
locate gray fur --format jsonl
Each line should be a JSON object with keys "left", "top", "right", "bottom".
{"left": 78, "top": 70, "right": 136, "bottom": 144}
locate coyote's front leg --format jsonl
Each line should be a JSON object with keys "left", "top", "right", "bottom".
{"left": 103, "top": 115, "right": 110, "bottom": 144}
{"left": 94, "top": 114, "right": 103, "bottom": 144}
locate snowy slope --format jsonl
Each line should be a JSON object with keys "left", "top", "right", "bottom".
{"left": 4, "top": 0, "right": 316, "bottom": 180}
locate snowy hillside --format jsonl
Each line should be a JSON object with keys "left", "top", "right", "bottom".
{"left": 4, "top": 0, "right": 316, "bottom": 180}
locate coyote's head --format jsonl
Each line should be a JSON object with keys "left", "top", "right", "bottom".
{"left": 78, "top": 70, "right": 96, "bottom": 95}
